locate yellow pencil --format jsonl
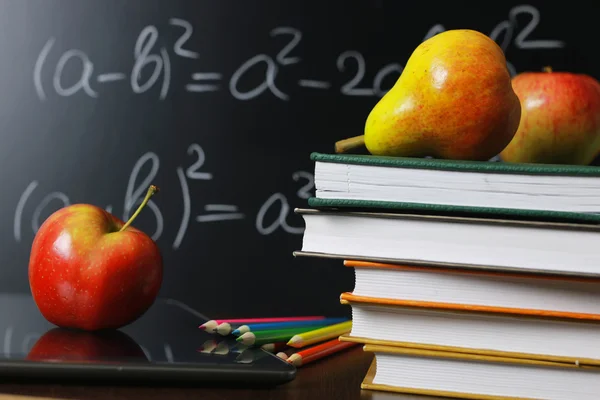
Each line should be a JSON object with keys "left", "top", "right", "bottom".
{"left": 286, "top": 321, "right": 352, "bottom": 348}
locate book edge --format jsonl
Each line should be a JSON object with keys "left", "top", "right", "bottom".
{"left": 307, "top": 198, "right": 600, "bottom": 224}
{"left": 342, "top": 259, "right": 600, "bottom": 282}
{"left": 340, "top": 292, "right": 600, "bottom": 322}
{"left": 362, "top": 343, "right": 600, "bottom": 370}
{"left": 340, "top": 334, "right": 600, "bottom": 367}
{"left": 310, "top": 152, "right": 600, "bottom": 176}
{"left": 360, "top": 380, "right": 530, "bottom": 400}
{"left": 293, "top": 251, "right": 600, "bottom": 279}
{"left": 294, "top": 207, "right": 600, "bottom": 231}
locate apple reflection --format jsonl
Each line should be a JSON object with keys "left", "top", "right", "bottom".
{"left": 26, "top": 327, "right": 148, "bottom": 363}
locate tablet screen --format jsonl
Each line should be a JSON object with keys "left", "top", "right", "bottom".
{"left": 0, "top": 293, "right": 295, "bottom": 382}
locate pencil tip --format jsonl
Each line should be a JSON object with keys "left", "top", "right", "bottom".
{"left": 287, "top": 354, "right": 301, "bottom": 366}
{"left": 286, "top": 336, "right": 300, "bottom": 346}
{"left": 231, "top": 329, "right": 240, "bottom": 336}
{"left": 200, "top": 320, "right": 218, "bottom": 332}
{"left": 215, "top": 322, "right": 231, "bottom": 335}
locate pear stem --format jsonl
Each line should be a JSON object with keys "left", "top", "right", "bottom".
{"left": 120, "top": 185, "right": 159, "bottom": 232}
{"left": 335, "top": 135, "right": 366, "bottom": 153}
{"left": 543, "top": 66, "right": 553, "bottom": 73}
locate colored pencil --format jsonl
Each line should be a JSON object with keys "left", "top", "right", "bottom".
{"left": 276, "top": 351, "right": 289, "bottom": 360}
{"left": 236, "top": 326, "right": 320, "bottom": 347}
{"left": 214, "top": 323, "right": 235, "bottom": 336}
{"left": 286, "top": 339, "right": 359, "bottom": 367}
{"left": 287, "top": 321, "right": 352, "bottom": 348}
{"left": 199, "top": 316, "right": 325, "bottom": 332}
{"left": 260, "top": 342, "right": 288, "bottom": 353}
{"left": 215, "top": 316, "right": 328, "bottom": 335}
{"left": 232, "top": 317, "right": 349, "bottom": 336}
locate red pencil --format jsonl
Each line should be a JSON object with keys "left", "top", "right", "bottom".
{"left": 286, "top": 339, "right": 358, "bottom": 367}
{"left": 199, "top": 316, "right": 325, "bottom": 332}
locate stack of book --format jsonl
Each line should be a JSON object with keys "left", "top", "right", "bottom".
{"left": 294, "top": 152, "right": 600, "bottom": 399}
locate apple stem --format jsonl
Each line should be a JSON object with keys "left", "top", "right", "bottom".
{"left": 335, "top": 135, "right": 366, "bottom": 153}
{"left": 119, "top": 185, "right": 159, "bottom": 232}
{"left": 543, "top": 66, "right": 553, "bottom": 73}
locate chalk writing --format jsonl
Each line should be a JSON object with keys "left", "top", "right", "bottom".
{"left": 32, "top": 5, "right": 564, "bottom": 101}
{"left": 13, "top": 143, "right": 313, "bottom": 249}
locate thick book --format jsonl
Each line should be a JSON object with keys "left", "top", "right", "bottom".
{"left": 293, "top": 208, "right": 600, "bottom": 278}
{"left": 360, "top": 345, "right": 600, "bottom": 400}
{"left": 339, "top": 293, "right": 600, "bottom": 365}
{"left": 343, "top": 260, "right": 600, "bottom": 317}
{"left": 310, "top": 152, "right": 600, "bottom": 216}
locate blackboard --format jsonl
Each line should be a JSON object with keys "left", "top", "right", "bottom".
{"left": 1, "top": 0, "right": 597, "bottom": 318}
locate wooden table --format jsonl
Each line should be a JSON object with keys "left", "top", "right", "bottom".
{"left": 0, "top": 347, "right": 434, "bottom": 400}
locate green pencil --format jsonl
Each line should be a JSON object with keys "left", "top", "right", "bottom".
{"left": 236, "top": 326, "right": 319, "bottom": 346}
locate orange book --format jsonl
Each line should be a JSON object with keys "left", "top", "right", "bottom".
{"left": 343, "top": 259, "right": 600, "bottom": 320}
{"left": 340, "top": 292, "right": 600, "bottom": 366}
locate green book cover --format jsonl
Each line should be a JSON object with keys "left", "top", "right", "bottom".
{"left": 310, "top": 152, "right": 600, "bottom": 176}
{"left": 307, "top": 198, "right": 600, "bottom": 224}
{"left": 308, "top": 152, "right": 600, "bottom": 224}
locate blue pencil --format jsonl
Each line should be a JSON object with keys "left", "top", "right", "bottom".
{"left": 231, "top": 317, "right": 349, "bottom": 336}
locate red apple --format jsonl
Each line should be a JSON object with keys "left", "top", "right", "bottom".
{"left": 28, "top": 185, "right": 163, "bottom": 331}
{"left": 26, "top": 327, "right": 148, "bottom": 362}
{"left": 500, "top": 67, "right": 600, "bottom": 165}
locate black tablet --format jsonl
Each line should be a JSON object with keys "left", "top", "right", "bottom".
{"left": 0, "top": 293, "right": 296, "bottom": 386}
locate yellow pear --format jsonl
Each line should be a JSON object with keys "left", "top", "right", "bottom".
{"left": 336, "top": 29, "right": 521, "bottom": 161}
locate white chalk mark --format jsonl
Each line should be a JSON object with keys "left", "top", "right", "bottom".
{"left": 169, "top": 18, "right": 200, "bottom": 59}
{"left": 97, "top": 73, "right": 126, "bottom": 83}
{"left": 131, "top": 25, "right": 163, "bottom": 95}
{"left": 105, "top": 205, "right": 113, "bottom": 214}
{"left": 298, "top": 79, "right": 331, "bottom": 89}
{"left": 53, "top": 49, "right": 98, "bottom": 98}
{"left": 204, "top": 204, "right": 239, "bottom": 212}
{"left": 509, "top": 5, "right": 565, "bottom": 49}
{"left": 270, "top": 27, "right": 302, "bottom": 66}
{"left": 507, "top": 61, "right": 517, "bottom": 78}
{"left": 140, "top": 345, "right": 152, "bottom": 361}
{"left": 229, "top": 54, "right": 287, "bottom": 101}
{"left": 14, "top": 181, "right": 38, "bottom": 242}
{"left": 4, "top": 327, "right": 13, "bottom": 358}
{"left": 164, "top": 298, "right": 210, "bottom": 320}
{"left": 489, "top": 20, "right": 512, "bottom": 51}
{"left": 173, "top": 167, "right": 190, "bottom": 250}
{"left": 191, "top": 72, "right": 222, "bottom": 80}
{"left": 337, "top": 51, "right": 374, "bottom": 96}
{"left": 196, "top": 213, "right": 245, "bottom": 222}
{"left": 186, "top": 144, "right": 212, "bottom": 180}
{"left": 256, "top": 193, "right": 304, "bottom": 235}
{"left": 160, "top": 47, "right": 170, "bottom": 100}
{"left": 124, "top": 152, "right": 159, "bottom": 220}
{"left": 145, "top": 202, "right": 164, "bottom": 241}
{"left": 32, "top": 191, "right": 70, "bottom": 233}
{"left": 164, "top": 343, "right": 174, "bottom": 362}
{"left": 185, "top": 84, "right": 220, "bottom": 92}
{"left": 373, "top": 63, "right": 403, "bottom": 97}
{"left": 124, "top": 152, "right": 163, "bottom": 241}
{"left": 292, "top": 171, "right": 314, "bottom": 200}
{"left": 33, "top": 38, "right": 55, "bottom": 101}
{"left": 423, "top": 24, "right": 445, "bottom": 41}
